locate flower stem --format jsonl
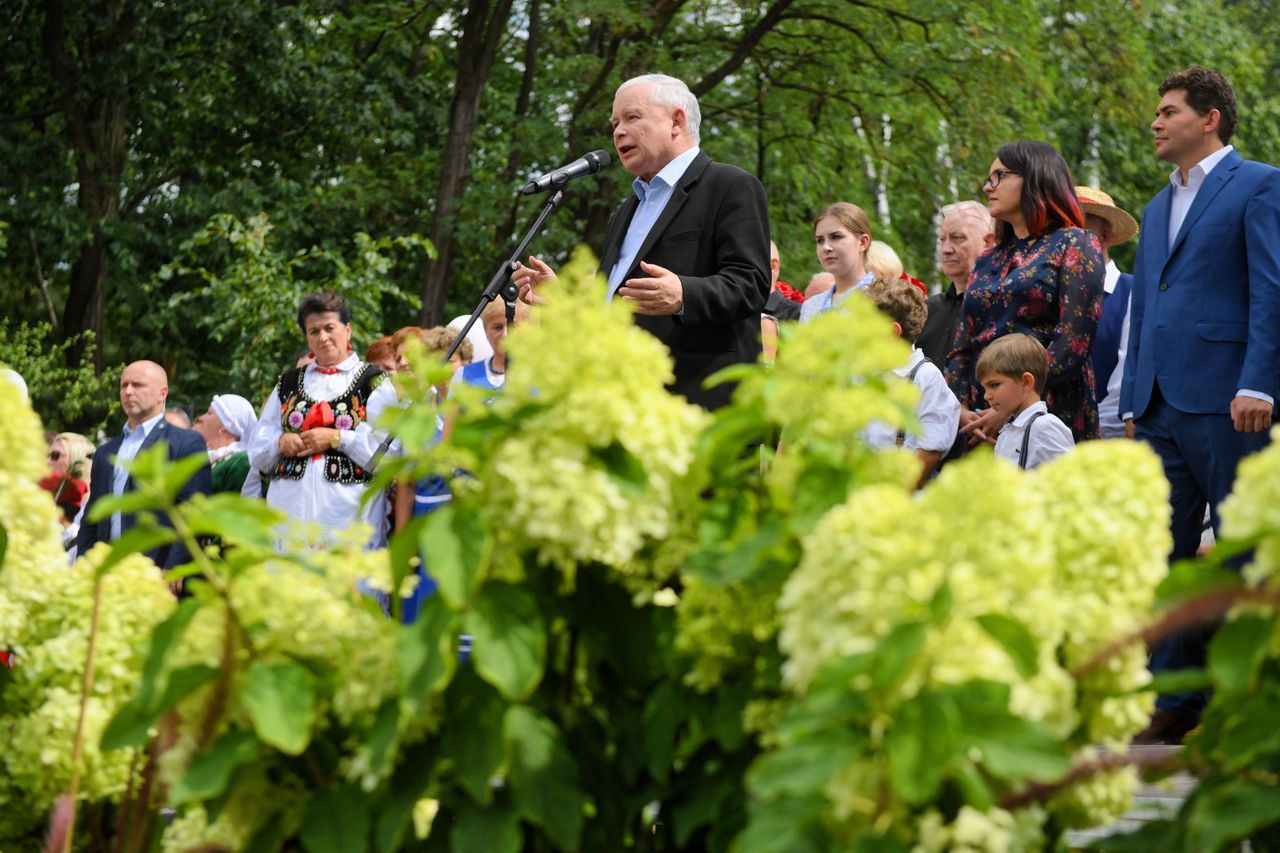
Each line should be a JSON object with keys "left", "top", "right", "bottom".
{"left": 62, "top": 572, "right": 105, "bottom": 853}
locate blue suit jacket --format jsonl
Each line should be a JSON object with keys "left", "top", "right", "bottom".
{"left": 1121, "top": 150, "right": 1280, "bottom": 418}
{"left": 77, "top": 420, "right": 213, "bottom": 569}
{"left": 1092, "top": 270, "right": 1133, "bottom": 392}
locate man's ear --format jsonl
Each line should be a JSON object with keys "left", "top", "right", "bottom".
{"left": 891, "top": 321, "right": 904, "bottom": 339}
{"left": 983, "top": 232, "right": 996, "bottom": 250}
{"left": 1021, "top": 371, "right": 1038, "bottom": 391}
{"left": 671, "top": 107, "right": 686, "bottom": 137}
{"left": 1204, "top": 107, "right": 1222, "bottom": 138}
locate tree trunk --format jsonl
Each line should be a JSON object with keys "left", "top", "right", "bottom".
{"left": 42, "top": 0, "right": 132, "bottom": 369}
{"left": 417, "top": 0, "right": 516, "bottom": 326}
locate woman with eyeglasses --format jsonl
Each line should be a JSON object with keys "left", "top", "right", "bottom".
{"left": 41, "top": 432, "right": 95, "bottom": 551}
{"left": 945, "top": 140, "right": 1105, "bottom": 446}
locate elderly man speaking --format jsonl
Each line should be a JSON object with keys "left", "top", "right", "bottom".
{"left": 514, "top": 73, "right": 771, "bottom": 410}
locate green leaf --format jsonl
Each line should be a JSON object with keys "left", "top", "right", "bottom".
{"left": 241, "top": 660, "right": 316, "bottom": 755}
{"left": 161, "top": 451, "right": 213, "bottom": 502}
{"left": 1186, "top": 781, "right": 1280, "bottom": 851}
{"left": 449, "top": 797, "right": 520, "bottom": 853}
{"left": 951, "top": 758, "right": 995, "bottom": 810}
{"left": 887, "top": 691, "right": 959, "bottom": 804}
{"left": 88, "top": 490, "right": 160, "bottom": 522}
{"left": 367, "top": 699, "right": 400, "bottom": 775}
{"left": 170, "top": 729, "right": 261, "bottom": 803}
{"left": 93, "top": 523, "right": 176, "bottom": 578}
{"left": 137, "top": 597, "right": 203, "bottom": 707}
{"left": 301, "top": 784, "right": 372, "bottom": 853}
{"left": 928, "top": 581, "right": 953, "bottom": 624}
{"left": 184, "top": 492, "right": 283, "bottom": 548}
{"left": 101, "top": 664, "right": 218, "bottom": 750}
{"left": 1208, "top": 614, "right": 1273, "bottom": 693}
{"left": 1155, "top": 558, "right": 1242, "bottom": 607}
{"left": 747, "top": 730, "right": 860, "bottom": 799}
{"left": 420, "top": 504, "right": 489, "bottom": 608}
{"left": 589, "top": 440, "right": 649, "bottom": 498}
{"left": 733, "top": 796, "right": 826, "bottom": 853}
{"left": 0, "top": 522, "right": 8, "bottom": 569}
{"left": 1147, "top": 668, "right": 1213, "bottom": 695}
{"left": 870, "top": 621, "right": 927, "bottom": 693}
{"left": 398, "top": 594, "right": 455, "bottom": 707}
{"left": 504, "top": 706, "right": 585, "bottom": 850}
{"left": 441, "top": 668, "right": 507, "bottom": 803}
{"left": 463, "top": 582, "right": 545, "bottom": 701}
{"left": 975, "top": 613, "right": 1039, "bottom": 678}
{"left": 793, "top": 463, "right": 852, "bottom": 531}
{"left": 969, "top": 715, "right": 1069, "bottom": 783}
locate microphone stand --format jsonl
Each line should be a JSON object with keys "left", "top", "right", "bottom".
{"left": 445, "top": 187, "right": 567, "bottom": 362}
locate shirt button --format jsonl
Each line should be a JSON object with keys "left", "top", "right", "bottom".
{"left": 1159, "top": 282, "right": 1169, "bottom": 291}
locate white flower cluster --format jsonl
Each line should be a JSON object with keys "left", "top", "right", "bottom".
{"left": 774, "top": 439, "right": 1172, "bottom": 844}
{"left": 914, "top": 804, "right": 1048, "bottom": 852}
{"left": 462, "top": 249, "right": 708, "bottom": 588}
{"left": 1221, "top": 424, "right": 1280, "bottom": 586}
{"left": 0, "top": 381, "right": 176, "bottom": 843}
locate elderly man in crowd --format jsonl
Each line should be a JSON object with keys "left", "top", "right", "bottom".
{"left": 916, "top": 201, "right": 995, "bottom": 364}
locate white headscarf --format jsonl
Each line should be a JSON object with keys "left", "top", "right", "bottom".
{"left": 210, "top": 394, "right": 258, "bottom": 456}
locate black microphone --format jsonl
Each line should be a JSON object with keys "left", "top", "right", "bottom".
{"left": 519, "top": 150, "right": 611, "bottom": 195}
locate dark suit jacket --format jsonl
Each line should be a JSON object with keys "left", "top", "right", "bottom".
{"left": 1092, "top": 271, "right": 1133, "bottom": 391}
{"left": 599, "top": 150, "right": 771, "bottom": 410}
{"left": 1122, "top": 150, "right": 1280, "bottom": 418}
{"left": 77, "top": 419, "right": 213, "bottom": 569}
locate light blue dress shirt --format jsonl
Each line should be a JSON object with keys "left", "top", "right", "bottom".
{"left": 110, "top": 413, "right": 163, "bottom": 541}
{"left": 606, "top": 145, "right": 702, "bottom": 301}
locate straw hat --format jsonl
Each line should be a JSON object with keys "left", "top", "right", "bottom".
{"left": 1075, "top": 186, "right": 1138, "bottom": 247}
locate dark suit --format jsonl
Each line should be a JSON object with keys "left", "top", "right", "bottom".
{"left": 1122, "top": 148, "right": 1280, "bottom": 717}
{"left": 599, "top": 150, "right": 771, "bottom": 410}
{"left": 78, "top": 419, "right": 213, "bottom": 569}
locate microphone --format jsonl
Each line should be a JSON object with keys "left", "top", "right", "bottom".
{"left": 519, "top": 150, "right": 611, "bottom": 195}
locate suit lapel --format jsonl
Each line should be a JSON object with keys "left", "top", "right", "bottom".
{"left": 1144, "top": 187, "right": 1172, "bottom": 277}
{"left": 1163, "top": 151, "right": 1239, "bottom": 273}
{"left": 624, "top": 152, "right": 710, "bottom": 280}
{"left": 600, "top": 194, "right": 640, "bottom": 275}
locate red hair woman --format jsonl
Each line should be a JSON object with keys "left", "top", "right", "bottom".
{"left": 945, "top": 140, "right": 1105, "bottom": 445}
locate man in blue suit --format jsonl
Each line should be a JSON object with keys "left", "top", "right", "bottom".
{"left": 78, "top": 360, "right": 213, "bottom": 581}
{"left": 1122, "top": 66, "right": 1280, "bottom": 741}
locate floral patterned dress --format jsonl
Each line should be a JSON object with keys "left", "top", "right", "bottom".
{"left": 945, "top": 226, "right": 1105, "bottom": 442}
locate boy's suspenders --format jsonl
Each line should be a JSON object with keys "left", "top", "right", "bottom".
{"left": 896, "top": 357, "right": 933, "bottom": 446}
{"left": 1018, "top": 410, "right": 1047, "bottom": 469}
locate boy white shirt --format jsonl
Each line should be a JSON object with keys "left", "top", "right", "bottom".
{"left": 862, "top": 348, "right": 960, "bottom": 452}
{"left": 993, "top": 400, "right": 1074, "bottom": 470}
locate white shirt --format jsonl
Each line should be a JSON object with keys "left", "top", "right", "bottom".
{"left": 607, "top": 145, "right": 701, "bottom": 300}
{"left": 1097, "top": 261, "right": 1129, "bottom": 438}
{"left": 862, "top": 348, "right": 960, "bottom": 453}
{"left": 111, "top": 412, "right": 164, "bottom": 541}
{"left": 798, "top": 272, "right": 876, "bottom": 323}
{"left": 249, "top": 355, "right": 399, "bottom": 549}
{"left": 994, "top": 401, "right": 1074, "bottom": 470}
{"left": 1167, "top": 145, "right": 1234, "bottom": 248}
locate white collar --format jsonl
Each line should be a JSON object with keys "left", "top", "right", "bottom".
{"left": 123, "top": 412, "right": 165, "bottom": 439}
{"left": 633, "top": 145, "right": 701, "bottom": 199}
{"left": 308, "top": 353, "right": 360, "bottom": 375}
{"left": 1010, "top": 399, "right": 1048, "bottom": 428}
{"left": 1103, "top": 259, "right": 1120, "bottom": 294}
{"left": 892, "top": 347, "right": 927, "bottom": 376}
{"left": 1168, "top": 144, "right": 1233, "bottom": 189}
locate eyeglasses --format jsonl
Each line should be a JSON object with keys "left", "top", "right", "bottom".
{"left": 983, "top": 169, "right": 1019, "bottom": 189}
{"left": 48, "top": 450, "right": 63, "bottom": 461}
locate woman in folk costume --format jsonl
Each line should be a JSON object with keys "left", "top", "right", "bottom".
{"left": 249, "top": 292, "right": 398, "bottom": 549}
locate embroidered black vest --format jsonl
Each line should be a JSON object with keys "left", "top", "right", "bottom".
{"left": 271, "top": 363, "right": 387, "bottom": 484}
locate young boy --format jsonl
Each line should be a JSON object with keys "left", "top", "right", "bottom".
{"left": 455, "top": 297, "right": 530, "bottom": 394}
{"left": 976, "top": 334, "right": 1074, "bottom": 470}
{"left": 862, "top": 278, "right": 961, "bottom": 487}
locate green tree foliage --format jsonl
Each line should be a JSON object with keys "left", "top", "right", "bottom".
{"left": 3, "top": 0, "right": 1280, "bottom": 414}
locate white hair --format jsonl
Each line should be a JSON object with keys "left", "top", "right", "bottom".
{"left": 939, "top": 200, "right": 994, "bottom": 235}
{"left": 616, "top": 74, "right": 701, "bottom": 144}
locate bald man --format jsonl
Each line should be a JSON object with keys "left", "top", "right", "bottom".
{"left": 78, "top": 360, "right": 212, "bottom": 577}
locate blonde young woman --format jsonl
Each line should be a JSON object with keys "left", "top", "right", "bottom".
{"left": 800, "top": 202, "right": 876, "bottom": 322}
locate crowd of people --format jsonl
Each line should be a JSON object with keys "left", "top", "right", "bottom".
{"left": 16, "top": 65, "right": 1279, "bottom": 746}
